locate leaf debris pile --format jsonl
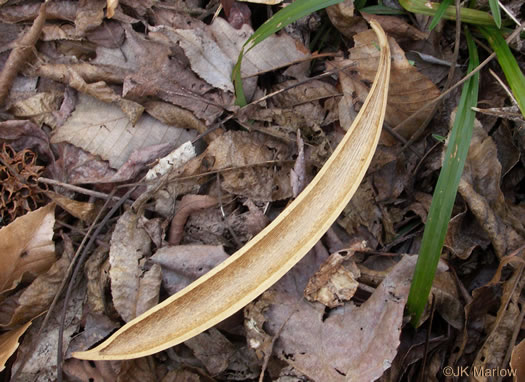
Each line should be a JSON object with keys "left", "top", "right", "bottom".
{"left": 0, "top": 0, "right": 524, "bottom": 381}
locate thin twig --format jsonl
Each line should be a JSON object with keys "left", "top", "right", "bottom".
{"left": 38, "top": 177, "right": 126, "bottom": 202}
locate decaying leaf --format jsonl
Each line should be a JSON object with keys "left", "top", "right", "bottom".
{"left": 73, "top": 20, "right": 391, "bottom": 361}
{"left": 11, "top": 288, "right": 84, "bottom": 381}
{"left": 347, "top": 28, "right": 441, "bottom": 143}
{"left": 45, "top": 191, "right": 96, "bottom": 222}
{"left": 510, "top": 338, "right": 525, "bottom": 379}
{"left": 51, "top": 94, "right": 197, "bottom": 169}
{"left": 109, "top": 210, "right": 159, "bottom": 322}
{"left": 304, "top": 242, "right": 364, "bottom": 308}
{"left": 181, "top": 130, "right": 293, "bottom": 201}
{"left": 168, "top": 18, "right": 308, "bottom": 94}
{"left": 0, "top": 251, "right": 70, "bottom": 327}
{"left": 471, "top": 265, "right": 524, "bottom": 378}
{"left": 264, "top": 255, "right": 419, "bottom": 381}
{"left": 9, "top": 92, "right": 62, "bottom": 127}
{"left": 0, "top": 203, "right": 55, "bottom": 295}
{"left": 150, "top": 245, "right": 229, "bottom": 295}
{"left": 168, "top": 195, "right": 218, "bottom": 245}
{"left": 0, "top": 322, "right": 31, "bottom": 372}
{"left": 457, "top": 122, "right": 525, "bottom": 259}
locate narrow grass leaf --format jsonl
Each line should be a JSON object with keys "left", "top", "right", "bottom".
{"left": 360, "top": 5, "right": 406, "bottom": 15}
{"left": 479, "top": 26, "right": 525, "bottom": 118}
{"left": 233, "top": 0, "right": 343, "bottom": 105}
{"left": 488, "top": 0, "right": 502, "bottom": 28}
{"left": 428, "top": 0, "right": 453, "bottom": 31}
{"left": 399, "top": 0, "right": 495, "bottom": 26}
{"left": 406, "top": 28, "right": 480, "bottom": 326}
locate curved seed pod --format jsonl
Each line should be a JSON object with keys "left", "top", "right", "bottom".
{"left": 73, "top": 20, "right": 391, "bottom": 361}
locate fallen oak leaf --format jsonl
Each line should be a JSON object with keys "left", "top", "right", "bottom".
{"left": 72, "top": 20, "right": 391, "bottom": 361}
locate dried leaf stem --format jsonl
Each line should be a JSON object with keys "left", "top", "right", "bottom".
{"left": 73, "top": 20, "right": 391, "bottom": 361}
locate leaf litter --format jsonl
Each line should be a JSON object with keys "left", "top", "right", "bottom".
{"left": 0, "top": 0, "right": 524, "bottom": 380}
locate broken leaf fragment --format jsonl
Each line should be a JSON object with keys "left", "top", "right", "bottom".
{"left": 73, "top": 20, "right": 391, "bottom": 361}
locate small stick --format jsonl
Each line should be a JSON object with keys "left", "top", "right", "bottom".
{"left": 38, "top": 177, "right": 125, "bottom": 202}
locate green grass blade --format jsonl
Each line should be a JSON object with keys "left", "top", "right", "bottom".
{"left": 428, "top": 0, "right": 454, "bottom": 31}
{"left": 406, "top": 28, "right": 480, "bottom": 326}
{"left": 232, "top": 0, "right": 343, "bottom": 105}
{"left": 488, "top": 0, "right": 502, "bottom": 28}
{"left": 360, "top": 5, "right": 406, "bottom": 15}
{"left": 399, "top": 0, "right": 495, "bottom": 26}
{"left": 479, "top": 27, "right": 525, "bottom": 118}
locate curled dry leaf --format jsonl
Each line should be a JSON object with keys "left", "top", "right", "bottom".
{"left": 0, "top": 203, "right": 55, "bottom": 295}
{"left": 109, "top": 210, "right": 161, "bottom": 323}
{"left": 0, "top": 2, "right": 47, "bottom": 106}
{"left": 168, "top": 195, "right": 218, "bottom": 245}
{"left": 346, "top": 29, "right": 441, "bottom": 143}
{"left": 304, "top": 242, "right": 365, "bottom": 308}
{"left": 457, "top": 122, "right": 525, "bottom": 258}
{"left": 73, "top": 20, "right": 391, "bottom": 361}
{"left": 471, "top": 266, "right": 524, "bottom": 376}
{"left": 0, "top": 322, "right": 31, "bottom": 372}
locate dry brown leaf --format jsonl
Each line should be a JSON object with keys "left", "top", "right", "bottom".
{"left": 304, "top": 243, "right": 364, "bottom": 308}
{"left": 0, "top": 2, "right": 76, "bottom": 24}
{"left": 63, "top": 358, "right": 121, "bottom": 382}
{"left": 510, "top": 338, "right": 525, "bottom": 380}
{"left": 361, "top": 13, "right": 428, "bottom": 41}
{"left": 109, "top": 210, "right": 158, "bottom": 322}
{"left": 338, "top": 178, "right": 383, "bottom": 241}
{"left": 75, "top": 0, "right": 105, "bottom": 35}
{"left": 104, "top": 26, "right": 228, "bottom": 125}
{"left": 181, "top": 130, "right": 292, "bottom": 201}
{"left": 45, "top": 191, "right": 96, "bottom": 222}
{"left": 9, "top": 92, "right": 62, "bottom": 127}
{"left": 11, "top": 282, "right": 85, "bottom": 381}
{"left": 150, "top": 245, "right": 229, "bottom": 295}
{"left": 0, "top": 2, "right": 47, "bottom": 106}
{"left": 156, "top": 18, "right": 308, "bottom": 96}
{"left": 73, "top": 20, "right": 391, "bottom": 361}
{"left": 347, "top": 29, "right": 441, "bottom": 143}
{"left": 47, "top": 142, "right": 117, "bottom": 186}
{"left": 51, "top": 94, "right": 196, "bottom": 169}
{"left": 0, "top": 322, "right": 31, "bottom": 372}
{"left": 326, "top": 0, "right": 367, "bottom": 39}
{"left": 471, "top": 265, "right": 524, "bottom": 380}
{"left": 0, "top": 252, "right": 70, "bottom": 328}
{"left": 0, "top": 203, "right": 55, "bottom": 295}
{"left": 444, "top": 210, "right": 491, "bottom": 259}
{"left": 264, "top": 254, "right": 419, "bottom": 381}
{"left": 458, "top": 123, "right": 525, "bottom": 258}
